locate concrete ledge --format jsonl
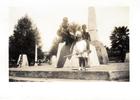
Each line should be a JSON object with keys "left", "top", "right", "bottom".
{"left": 9, "top": 70, "right": 110, "bottom": 80}
{"left": 109, "top": 71, "right": 129, "bottom": 81}
{"left": 9, "top": 63, "right": 129, "bottom": 81}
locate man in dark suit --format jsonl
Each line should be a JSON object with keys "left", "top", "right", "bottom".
{"left": 81, "top": 24, "right": 91, "bottom": 67}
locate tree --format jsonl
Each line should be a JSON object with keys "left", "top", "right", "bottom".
{"left": 49, "top": 37, "right": 60, "bottom": 56}
{"left": 9, "top": 15, "right": 42, "bottom": 67}
{"left": 110, "top": 26, "right": 129, "bottom": 62}
{"left": 37, "top": 46, "right": 44, "bottom": 60}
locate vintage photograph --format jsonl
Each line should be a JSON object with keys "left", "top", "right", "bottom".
{"left": 9, "top": 6, "right": 129, "bottom": 82}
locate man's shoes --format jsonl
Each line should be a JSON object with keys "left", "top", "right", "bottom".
{"left": 78, "top": 67, "right": 86, "bottom": 71}
{"left": 83, "top": 67, "right": 86, "bottom": 71}
{"left": 79, "top": 67, "right": 82, "bottom": 71}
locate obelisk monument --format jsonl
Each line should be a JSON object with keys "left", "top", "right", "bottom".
{"left": 88, "top": 7, "right": 98, "bottom": 41}
{"left": 88, "top": 7, "right": 109, "bottom": 64}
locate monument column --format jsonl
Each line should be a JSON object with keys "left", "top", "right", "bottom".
{"left": 88, "top": 7, "right": 109, "bottom": 64}
{"left": 35, "top": 44, "right": 38, "bottom": 66}
{"left": 88, "top": 7, "right": 98, "bottom": 41}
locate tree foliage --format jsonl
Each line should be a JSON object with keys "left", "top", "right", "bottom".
{"left": 110, "top": 26, "right": 129, "bottom": 62}
{"left": 9, "top": 15, "right": 43, "bottom": 67}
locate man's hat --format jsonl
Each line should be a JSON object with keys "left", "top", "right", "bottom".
{"left": 82, "top": 24, "right": 87, "bottom": 29}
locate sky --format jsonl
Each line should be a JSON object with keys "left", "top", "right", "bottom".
{"left": 9, "top": 6, "right": 129, "bottom": 51}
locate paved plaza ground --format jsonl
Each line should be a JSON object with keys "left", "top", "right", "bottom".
{"left": 10, "top": 63, "right": 129, "bottom": 72}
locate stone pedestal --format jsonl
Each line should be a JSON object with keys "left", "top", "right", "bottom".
{"left": 125, "top": 53, "right": 129, "bottom": 62}
{"left": 88, "top": 44, "right": 100, "bottom": 66}
{"left": 51, "top": 55, "right": 57, "bottom": 67}
{"left": 17, "top": 54, "right": 29, "bottom": 67}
